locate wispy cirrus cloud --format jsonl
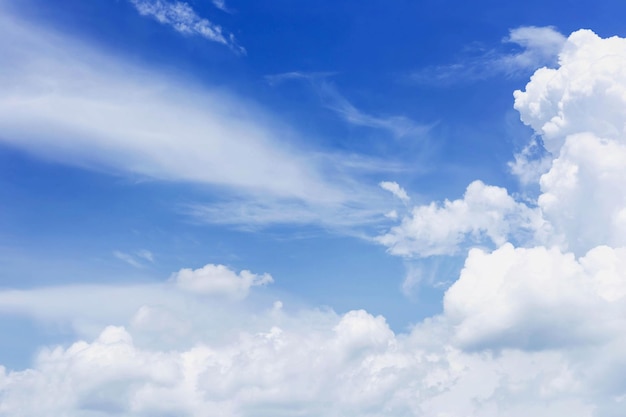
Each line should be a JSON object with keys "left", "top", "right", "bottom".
{"left": 211, "top": 0, "right": 230, "bottom": 13}
{"left": 113, "top": 250, "right": 155, "bottom": 268}
{"left": 129, "top": 0, "right": 244, "bottom": 53}
{"left": 411, "top": 26, "right": 566, "bottom": 85}
{"left": 0, "top": 9, "right": 400, "bottom": 231}
{"left": 267, "top": 72, "right": 431, "bottom": 138}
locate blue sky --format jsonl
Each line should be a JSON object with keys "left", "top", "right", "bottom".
{"left": 2, "top": 1, "right": 626, "bottom": 416}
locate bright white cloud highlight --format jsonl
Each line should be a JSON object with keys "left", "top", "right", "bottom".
{"left": 129, "top": 0, "right": 243, "bottom": 53}
{"left": 445, "top": 243, "right": 626, "bottom": 350}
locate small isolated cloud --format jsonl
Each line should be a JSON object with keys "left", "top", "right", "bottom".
{"left": 172, "top": 263, "right": 273, "bottom": 299}
{"left": 379, "top": 181, "right": 410, "bottom": 203}
{"left": 412, "top": 26, "right": 566, "bottom": 85}
{"left": 267, "top": 72, "right": 430, "bottom": 138}
{"left": 129, "top": 0, "right": 244, "bottom": 53}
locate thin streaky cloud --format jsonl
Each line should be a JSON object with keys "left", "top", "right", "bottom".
{"left": 411, "top": 26, "right": 566, "bottom": 85}
{"left": 267, "top": 71, "right": 431, "bottom": 138}
{"left": 113, "top": 251, "right": 144, "bottom": 269}
{"left": 0, "top": 10, "right": 402, "bottom": 232}
{"left": 129, "top": 0, "right": 244, "bottom": 54}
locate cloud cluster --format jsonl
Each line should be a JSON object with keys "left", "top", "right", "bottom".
{"left": 3, "top": 18, "right": 626, "bottom": 417}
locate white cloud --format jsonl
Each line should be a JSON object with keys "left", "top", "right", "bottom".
{"left": 379, "top": 181, "right": 410, "bottom": 203}
{"left": 514, "top": 29, "right": 626, "bottom": 154}
{"left": 412, "top": 26, "right": 566, "bottom": 84}
{"left": 377, "top": 180, "right": 546, "bottom": 257}
{"left": 381, "top": 30, "right": 626, "bottom": 258}
{"left": 514, "top": 29, "right": 626, "bottom": 255}
{"left": 172, "top": 263, "right": 273, "bottom": 299}
{"left": 500, "top": 26, "right": 567, "bottom": 73}
{"left": 444, "top": 243, "right": 626, "bottom": 351}
{"left": 0, "top": 280, "right": 622, "bottom": 416}
{"left": 4, "top": 15, "right": 626, "bottom": 417}
{"left": 129, "top": 0, "right": 244, "bottom": 53}
{"left": 0, "top": 9, "right": 395, "bottom": 230}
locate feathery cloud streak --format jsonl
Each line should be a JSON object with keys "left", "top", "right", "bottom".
{"left": 412, "top": 26, "right": 566, "bottom": 85}
{"left": 267, "top": 72, "right": 431, "bottom": 138}
{"left": 0, "top": 9, "right": 398, "bottom": 230}
{"left": 129, "top": 0, "right": 244, "bottom": 53}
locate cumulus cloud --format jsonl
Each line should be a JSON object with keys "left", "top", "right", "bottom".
{"left": 129, "top": 0, "right": 244, "bottom": 53}
{"left": 4, "top": 20, "right": 626, "bottom": 417}
{"left": 515, "top": 29, "right": 626, "bottom": 255}
{"left": 377, "top": 180, "right": 545, "bottom": 257}
{"left": 172, "top": 264, "right": 273, "bottom": 299}
{"left": 444, "top": 243, "right": 626, "bottom": 351}
{"left": 0, "top": 284, "right": 621, "bottom": 416}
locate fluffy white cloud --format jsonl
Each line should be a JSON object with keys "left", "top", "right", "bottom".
{"left": 173, "top": 263, "right": 273, "bottom": 299}
{"left": 514, "top": 29, "right": 626, "bottom": 154}
{"left": 513, "top": 30, "right": 626, "bottom": 255}
{"left": 0, "top": 292, "right": 608, "bottom": 417}
{"left": 444, "top": 243, "right": 626, "bottom": 350}
{"left": 0, "top": 285, "right": 620, "bottom": 417}
{"left": 377, "top": 180, "right": 545, "bottom": 257}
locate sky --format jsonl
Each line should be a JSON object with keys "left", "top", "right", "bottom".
{"left": 1, "top": 0, "right": 626, "bottom": 416}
